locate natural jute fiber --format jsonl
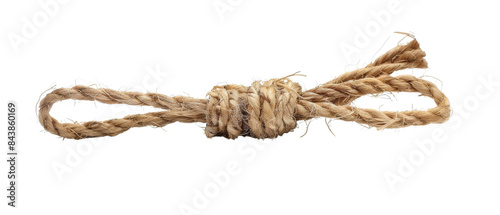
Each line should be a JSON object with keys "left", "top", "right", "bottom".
{"left": 38, "top": 37, "right": 450, "bottom": 140}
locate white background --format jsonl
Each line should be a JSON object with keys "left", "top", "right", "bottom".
{"left": 1, "top": 0, "right": 499, "bottom": 214}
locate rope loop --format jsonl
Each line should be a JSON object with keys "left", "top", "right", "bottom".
{"left": 38, "top": 36, "right": 450, "bottom": 140}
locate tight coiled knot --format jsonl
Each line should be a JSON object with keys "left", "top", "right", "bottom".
{"left": 205, "top": 77, "right": 302, "bottom": 139}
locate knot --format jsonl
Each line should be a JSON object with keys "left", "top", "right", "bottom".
{"left": 205, "top": 77, "right": 302, "bottom": 139}
{"left": 37, "top": 35, "right": 451, "bottom": 140}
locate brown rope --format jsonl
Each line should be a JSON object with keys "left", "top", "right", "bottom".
{"left": 38, "top": 37, "right": 450, "bottom": 140}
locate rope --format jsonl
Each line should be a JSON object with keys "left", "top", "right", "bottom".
{"left": 38, "top": 37, "right": 450, "bottom": 140}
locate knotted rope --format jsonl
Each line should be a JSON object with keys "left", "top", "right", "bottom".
{"left": 38, "top": 37, "right": 450, "bottom": 140}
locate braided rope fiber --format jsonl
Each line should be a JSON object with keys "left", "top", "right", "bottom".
{"left": 38, "top": 37, "right": 450, "bottom": 140}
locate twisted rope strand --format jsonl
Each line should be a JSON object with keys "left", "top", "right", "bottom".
{"left": 39, "top": 87, "right": 207, "bottom": 139}
{"left": 38, "top": 37, "right": 450, "bottom": 140}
